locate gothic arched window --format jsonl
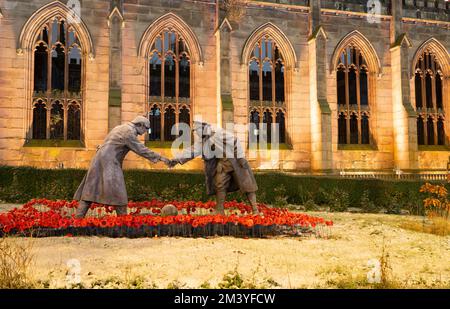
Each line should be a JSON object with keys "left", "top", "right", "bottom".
{"left": 248, "top": 36, "right": 286, "bottom": 144}
{"left": 147, "top": 30, "right": 191, "bottom": 141}
{"left": 32, "top": 17, "right": 83, "bottom": 142}
{"left": 414, "top": 50, "right": 445, "bottom": 146}
{"left": 336, "top": 46, "right": 371, "bottom": 145}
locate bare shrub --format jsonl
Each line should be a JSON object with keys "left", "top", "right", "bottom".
{"left": 0, "top": 237, "right": 36, "bottom": 288}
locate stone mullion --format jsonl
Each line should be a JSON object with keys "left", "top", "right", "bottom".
{"left": 433, "top": 117, "right": 438, "bottom": 146}
{"left": 443, "top": 72, "right": 448, "bottom": 112}
{"left": 271, "top": 43, "right": 276, "bottom": 111}
{"left": 161, "top": 38, "right": 166, "bottom": 101}
{"left": 259, "top": 44, "right": 263, "bottom": 107}
{"left": 63, "top": 101, "right": 68, "bottom": 141}
{"left": 161, "top": 33, "right": 166, "bottom": 141}
{"left": 46, "top": 106, "right": 51, "bottom": 139}
{"left": 431, "top": 59, "right": 437, "bottom": 113}
{"left": 175, "top": 106, "right": 179, "bottom": 138}
{"left": 64, "top": 43, "right": 69, "bottom": 141}
{"left": 259, "top": 107, "right": 263, "bottom": 143}
{"left": 175, "top": 33, "right": 179, "bottom": 106}
{"left": 421, "top": 65, "right": 428, "bottom": 143}
{"left": 272, "top": 106, "right": 276, "bottom": 139}
{"left": 175, "top": 33, "right": 180, "bottom": 136}
{"left": 271, "top": 50, "right": 276, "bottom": 142}
{"left": 161, "top": 103, "right": 165, "bottom": 142}
{"left": 345, "top": 66, "right": 350, "bottom": 144}
{"left": 432, "top": 67, "right": 438, "bottom": 145}
{"left": 47, "top": 21, "right": 54, "bottom": 141}
{"left": 356, "top": 50, "right": 362, "bottom": 144}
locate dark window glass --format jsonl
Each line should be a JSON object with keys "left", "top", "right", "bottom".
{"left": 262, "top": 61, "right": 272, "bottom": 101}
{"left": 249, "top": 60, "right": 260, "bottom": 101}
{"left": 43, "top": 27, "right": 49, "bottom": 44}
{"left": 415, "top": 72, "right": 423, "bottom": 108}
{"left": 348, "top": 68, "right": 357, "bottom": 105}
{"left": 34, "top": 44, "right": 48, "bottom": 92}
{"left": 275, "top": 60, "right": 284, "bottom": 102}
{"left": 250, "top": 110, "right": 260, "bottom": 142}
{"left": 417, "top": 116, "right": 425, "bottom": 145}
{"left": 360, "top": 70, "right": 368, "bottom": 106}
{"left": 59, "top": 20, "right": 65, "bottom": 45}
{"left": 361, "top": 114, "right": 370, "bottom": 144}
{"left": 427, "top": 116, "right": 435, "bottom": 145}
{"left": 436, "top": 74, "right": 443, "bottom": 109}
{"left": 164, "top": 106, "right": 176, "bottom": 141}
{"left": 263, "top": 110, "right": 272, "bottom": 142}
{"left": 425, "top": 72, "right": 433, "bottom": 108}
{"left": 179, "top": 55, "right": 190, "bottom": 98}
{"left": 67, "top": 104, "right": 81, "bottom": 140}
{"left": 338, "top": 113, "right": 347, "bottom": 144}
{"left": 33, "top": 101, "right": 47, "bottom": 140}
{"left": 51, "top": 44, "right": 65, "bottom": 91}
{"left": 164, "top": 55, "right": 176, "bottom": 98}
{"left": 179, "top": 107, "right": 190, "bottom": 126}
{"left": 50, "top": 101, "right": 64, "bottom": 139}
{"left": 178, "top": 107, "right": 190, "bottom": 137}
{"left": 352, "top": 47, "right": 357, "bottom": 65}
{"left": 337, "top": 68, "right": 346, "bottom": 105}
{"left": 438, "top": 117, "right": 445, "bottom": 145}
{"left": 276, "top": 111, "right": 285, "bottom": 144}
{"left": 148, "top": 105, "right": 161, "bottom": 141}
{"left": 350, "top": 114, "right": 358, "bottom": 144}
{"left": 169, "top": 32, "right": 176, "bottom": 52}
{"left": 178, "top": 38, "right": 185, "bottom": 54}
{"left": 149, "top": 52, "right": 162, "bottom": 97}
{"left": 68, "top": 46, "right": 82, "bottom": 93}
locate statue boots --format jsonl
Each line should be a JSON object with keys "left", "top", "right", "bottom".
{"left": 215, "top": 191, "right": 226, "bottom": 215}
{"left": 114, "top": 205, "right": 128, "bottom": 216}
{"left": 246, "top": 192, "right": 260, "bottom": 215}
{"left": 76, "top": 201, "right": 128, "bottom": 218}
{"left": 75, "top": 200, "right": 92, "bottom": 218}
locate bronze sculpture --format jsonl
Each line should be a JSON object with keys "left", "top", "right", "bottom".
{"left": 74, "top": 116, "right": 171, "bottom": 218}
{"left": 170, "top": 121, "right": 259, "bottom": 215}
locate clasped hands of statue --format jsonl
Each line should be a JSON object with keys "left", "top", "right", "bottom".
{"left": 160, "top": 157, "right": 249, "bottom": 169}
{"left": 158, "top": 157, "right": 180, "bottom": 168}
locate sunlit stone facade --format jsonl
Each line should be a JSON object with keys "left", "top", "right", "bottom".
{"left": 0, "top": 0, "right": 448, "bottom": 174}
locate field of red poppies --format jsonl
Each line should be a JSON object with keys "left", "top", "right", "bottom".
{"left": 0, "top": 199, "right": 333, "bottom": 238}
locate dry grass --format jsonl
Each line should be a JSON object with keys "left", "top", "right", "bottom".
{"left": 1, "top": 211, "right": 449, "bottom": 289}
{"left": 0, "top": 237, "right": 36, "bottom": 288}
{"left": 400, "top": 217, "right": 450, "bottom": 236}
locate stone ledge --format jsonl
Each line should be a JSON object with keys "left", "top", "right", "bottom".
{"left": 23, "top": 140, "right": 86, "bottom": 148}
{"left": 418, "top": 145, "right": 450, "bottom": 152}
{"left": 337, "top": 144, "right": 378, "bottom": 151}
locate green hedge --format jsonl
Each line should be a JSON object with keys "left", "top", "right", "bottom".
{"left": 0, "top": 166, "right": 441, "bottom": 215}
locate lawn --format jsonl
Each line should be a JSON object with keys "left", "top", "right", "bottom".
{"left": 1, "top": 205, "right": 449, "bottom": 289}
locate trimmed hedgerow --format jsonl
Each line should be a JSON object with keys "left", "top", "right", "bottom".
{"left": 0, "top": 166, "right": 440, "bottom": 215}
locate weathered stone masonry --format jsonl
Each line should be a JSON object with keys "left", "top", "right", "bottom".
{"left": 0, "top": 0, "right": 448, "bottom": 174}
